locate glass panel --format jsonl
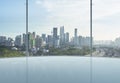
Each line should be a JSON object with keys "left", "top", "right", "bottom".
{"left": 28, "top": 0, "right": 91, "bottom": 56}
{"left": 28, "top": 0, "right": 91, "bottom": 83}
{"left": 0, "top": 0, "right": 26, "bottom": 83}
{"left": 93, "top": 0, "right": 120, "bottom": 83}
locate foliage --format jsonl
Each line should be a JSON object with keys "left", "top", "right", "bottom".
{"left": 0, "top": 46, "right": 25, "bottom": 58}
{"left": 43, "top": 47, "right": 91, "bottom": 56}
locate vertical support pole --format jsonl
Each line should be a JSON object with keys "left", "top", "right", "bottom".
{"left": 26, "top": 0, "right": 29, "bottom": 83}
{"left": 26, "top": 0, "right": 29, "bottom": 56}
{"left": 90, "top": 0, "right": 93, "bottom": 83}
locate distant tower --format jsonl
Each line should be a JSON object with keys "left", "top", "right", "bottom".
{"left": 53, "top": 27, "right": 59, "bottom": 48}
{"left": 42, "top": 34, "right": 46, "bottom": 42}
{"left": 15, "top": 35, "right": 23, "bottom": 47}
{"left": 65, "top": 32, "right": 69, "bottom": 43}
{"left": 74, "top": 28, "right": 78, "bottom": 46}
{"left": 23, "top": 33, "right": 26, "bottom": 46}
{"left": 35, "top": 35, "right": 42, "bottom": 49}
{"left": 0, "top": 36, "right": 6, "bottom": 46}
{"left": 32, "top": 32, "right": 36, "bottom": 48}
{"left": 47, "top": 35, "right": 53, "bottom": 47}
{"left": 60, "top": 26, "right": 65, "bottom": 46}
{"left": 74, "top": 28, "right": 77, "bottom": 38}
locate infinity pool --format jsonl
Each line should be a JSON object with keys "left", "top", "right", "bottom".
{"left": 0, "top": 56, "right": 120, "bottom": 83}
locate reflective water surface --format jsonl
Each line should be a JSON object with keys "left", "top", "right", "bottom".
{"left": 0, "top": 56, "right": 120, "bottom": 83}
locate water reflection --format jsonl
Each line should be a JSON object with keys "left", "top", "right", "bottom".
{"left": 0, "top": 56, "right": 120, "bottom": 83}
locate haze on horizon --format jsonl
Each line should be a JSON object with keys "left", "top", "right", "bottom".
{"left": 0, "top": 0, "right": 120, "bottom": 41}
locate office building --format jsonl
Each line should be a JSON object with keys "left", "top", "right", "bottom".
{"left": 15, "top": 35, "right": 23, "bottom": 47}
{"left": 74, "top": 28, "right": 78, "bottom": 46}
{"left": 60, "top": 26, "right": 65, "bottom": 46}
{"left": 53, "top": 27, "right": 59, "bottom": 48}
{"left": 42, "top": 34, "right": 46, "bottom": 42}
{"left": 35, "top": 35, "right": 42, "bottom": 49}
{"left": 65, "top": 32, "right": 69, "bottom": 44}
{"left": 0, "top": 36, "right": 6, "bottom": 46}
{"left": 47, "top": 35, "right": 53, "bottom": 47}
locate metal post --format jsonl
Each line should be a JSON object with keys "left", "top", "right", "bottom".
{"left": 90, "top": 0, "right": 93, "bottom": 56}
{"left": 90, "top": 0, "right": 93, "bottom": 83}
{"left": 26, "top": 0, "right": 29, "bottom": 56}
{"left": 26, "top": 0, "right": 29, "bottom": 83}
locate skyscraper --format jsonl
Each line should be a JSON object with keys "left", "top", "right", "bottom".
{"left": 74, "top": 28, "right": 78, "bottom": 46}
{"left": 27, "top": 32, "right": 36, "bottom": 49}
{"left": 23, "top": 33, "right": 26, "bottom": 46}
{"left": 15, "top": 35, "right": 23, "bottom": 47}
{"left": 35, "top": 35, "right": 42, "bottom": 49}
{"left": 42, "top": 34, "right": 46, "bottom": 42}
{"left": 47, "top": 35, "right": 53, "bottom": 47}
{"left": 0, "top": 36, "right": 6, "bottom": 46}
{"left": 28, "top": 32, "right": 32, "bottom": 49}
{"left": 65, "top": 32, "right": 69, "bottom": 43}
{"left": 32, "top": 32, "right": 36, "bottom": 48}
{"left": 53, "top": 27, "right": 59, "bottom": 48}
{"left": 60, "top": 26, "right": 65, "bottom": 46}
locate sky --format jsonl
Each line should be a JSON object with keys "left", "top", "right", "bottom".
{"left": 0, "top": 0, "right": 120, "bottom": 40}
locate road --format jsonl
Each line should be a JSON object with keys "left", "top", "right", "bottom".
{"left": 92, "top": 47, "right": 120, "bottom": 57}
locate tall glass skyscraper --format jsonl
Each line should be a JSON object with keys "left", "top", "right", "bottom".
{"left": 74, "top": 28, "right": 78, "bottom": 46}
{"left": 60, "top": 26, "right": 65, "bottom": 46}
{"left": 53, "top": 27, "right": 59, "bottom": 48}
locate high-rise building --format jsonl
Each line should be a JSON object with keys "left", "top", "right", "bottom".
{"left": 60, "top": 26, "right": 65, "bottom": 46}
{"left": 78, "top": 36, "right": 82, "bottom": 47}
{"left": 15, "top": 35, "right": 23, "bottom": 47}
{"left": 7, "top": 37, "right": 14, "bottom": 46}
{"left": 78, "top": 36, "right": 91, "bottom": 47}
{"left": 35, "top": 35, "right": 42, "bottom": 49}
{"left": 42, "top": 34, "right": 46, "bottom": 42}
{"left": 23, "top": 33, "right": 26, "bottom": 46}
{"left": 28, "top": 32, "right": 36, "bottom": 49}
{"left": 0, "top": 36, "right": 6, "bottom": 46}
{"left": 65, "top": 32, "right": 69, "bottom": 44}
{"left": 47, "top": 35, "right": 53, "bottom": 47}
{"left": 114, "top": 37, "right": 120, "bottom": 47}
{"left": 28, "top": 32, "right": 32, "bottom": 49}
{"left": 32, "top": 32, "right": 36, "bottom": 48}
{"left": 74, "top": 28, "right": 78, "bottom": 46}
{"left": 85, "top": 37, "right": 91, "bottom": 47}
{"left": 32, "top": 32, "right": 36, "bottom": 38}
{"left": 53, "top": 27, "right": 59, "bottom": 48}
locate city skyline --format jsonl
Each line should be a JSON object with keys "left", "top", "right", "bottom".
{"left": 1, "top": 0, "right": 120, "bottom": 40}
{"left": 0, "top": 27, "right": 92, "bottom": 49}
{"left": 0, "top": 27, "right": 90, "bottom": 40}
{"left": 0, "top": 26, "right": 120, "bottom": 42}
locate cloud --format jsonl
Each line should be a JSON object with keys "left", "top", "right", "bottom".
{"left": 35, "top": 0, "right": 120, "bottom": 20}
{"left": 34, "top": 0, "right": 120, "bottom": 40}
{"left": 35, "top": 0, "right": 90, "bottom": 27}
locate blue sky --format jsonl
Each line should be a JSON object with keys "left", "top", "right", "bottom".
{"left": 0, "top": 0, "right": 120, "bottom": 40}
